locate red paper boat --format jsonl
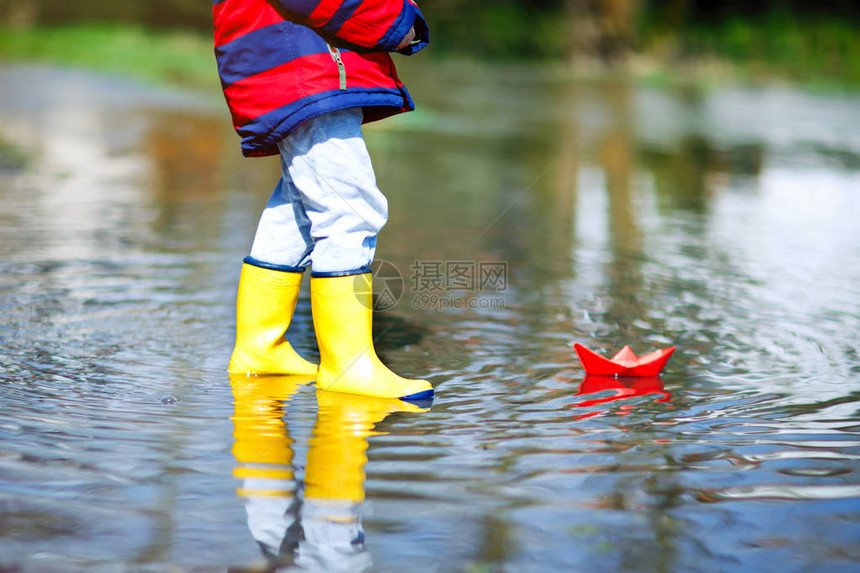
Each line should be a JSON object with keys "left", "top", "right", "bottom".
{"left": 573, "top": 343, "right": 675, "bottom": 377}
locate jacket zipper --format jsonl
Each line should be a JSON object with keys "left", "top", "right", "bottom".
{"left": 327, "top": 45, "right": 347, "bottom": 91}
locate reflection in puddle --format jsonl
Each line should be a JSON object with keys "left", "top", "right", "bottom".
{"left": 231, "top": 376, "right": 430, "bottom": 571}
{"left": 570, "top": 375, "right": 671, "bottom": 419}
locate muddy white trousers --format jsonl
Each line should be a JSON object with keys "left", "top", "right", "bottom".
{"left": 247, "top": 108, "right": 388, "bottom": 276}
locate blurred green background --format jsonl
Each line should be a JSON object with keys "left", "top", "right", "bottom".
{"left": 1, "top": 0, "right": 859, "bottom": 89}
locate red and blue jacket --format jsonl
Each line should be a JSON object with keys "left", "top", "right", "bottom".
{"left": 213, "top": 0, "right": 429, "bottom": 157}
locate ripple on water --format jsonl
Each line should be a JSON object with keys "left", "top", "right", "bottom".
{"left": 1, "top": 65, "right": 860, "bottom": 571}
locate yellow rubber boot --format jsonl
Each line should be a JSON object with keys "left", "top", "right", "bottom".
{"left": 228, "top": 262, "right": 318, "bottom": 375}
{"left": 305, "top": 389, "right": 430, "bottom": 503}
{"left": 310, "top": 273, "right": 433, "bottom": 400}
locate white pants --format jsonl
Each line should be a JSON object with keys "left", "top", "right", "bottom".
{"left": 248, "top": 108, "right": 388, "bottom": 276}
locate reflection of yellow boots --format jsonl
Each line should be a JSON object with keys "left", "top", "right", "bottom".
{"left": 230, "top": 374, "right": 313, "bottom": 496}
{"left": 305, "top": 389, "right": 430, "bottom": 503}
{"left": 231, "top": 375, "right": 314, "bottom": 561}
{"left": 228, "top": 262, "right": 318, "bottom": 375}
{"left": 310, "top": 274, "right": 433, "bottom": 400}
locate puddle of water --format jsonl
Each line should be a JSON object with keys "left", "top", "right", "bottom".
{"left": 1, "top": 63, "right": 859, "bottom": 572}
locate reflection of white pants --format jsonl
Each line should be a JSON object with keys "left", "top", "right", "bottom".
{"left": 293, "top": 500, "right": 372, "bottom": 573}
{"left": 248, "top": 108, "right": 389, "bottom": 276}
{"left": 244, "top": 493, "right": 298, "bottom": 559}
{"left": 243, "top": 492, "right": 371, "bottom": 573}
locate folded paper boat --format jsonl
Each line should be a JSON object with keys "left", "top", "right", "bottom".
{"left": 573, "top": 343, "right": 675, "bottom": 377}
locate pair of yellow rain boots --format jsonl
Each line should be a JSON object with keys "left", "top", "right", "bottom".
{"left": 228, "top": 262, "right": 433, "bottom": 401}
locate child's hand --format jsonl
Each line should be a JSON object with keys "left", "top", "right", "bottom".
{"left": 395, "top": 27, "right": 416, "bottom": 50}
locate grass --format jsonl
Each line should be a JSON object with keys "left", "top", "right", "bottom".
{"left": 676, "top": 14, "right": 860, "bottom": 90}
{"left": 0, "top": 17, "right": 858, "bottom": 93}
{"left": 0, "top": 24, "right": 220, "bottom": 92}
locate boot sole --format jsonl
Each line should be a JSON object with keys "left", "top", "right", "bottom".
{"left": 400, "top": 389, "right": 434, "bottom": 401}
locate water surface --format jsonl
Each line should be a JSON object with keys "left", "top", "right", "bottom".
{"left": 1, "top": 63, "right": 859, "bottom": 572}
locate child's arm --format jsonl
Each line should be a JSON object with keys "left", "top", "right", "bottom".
{"left": 276, "top": 0, "right": 429, "bottom": 54}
